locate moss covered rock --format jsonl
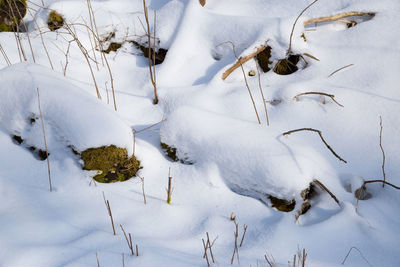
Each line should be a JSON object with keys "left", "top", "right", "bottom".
{"left": 47, "top": 10, "right": 64, "bottom": 31}
{"left": 81, "top": 145, "right": 141, "bottom": 183}
{"left": 0, "top": 0, "right": 26, "bottom": 32}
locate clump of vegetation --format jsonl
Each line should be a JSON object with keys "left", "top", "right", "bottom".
{"left": 47, "top": 10, "right": 64, "bottom": 31}
{"left": 161, "top": 142, "right": 178, "bottom": 162}
{"left": 273, "top": 54, "right": 300, "bottom": 75}
{"left": 81, "top": 145, "right": 141, "bottom": 183}
{"left": 0, "top": 0, "right": 26, "bottom": 32}
{"left": 255, "top": 45, "right": 272, "bottom": 72}
{"left": 268, "top": 195, "right": 296, "bottom": 212}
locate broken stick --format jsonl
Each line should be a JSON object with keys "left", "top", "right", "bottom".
{"left": 222, "top": 45, "right": 266, "bottom": 80}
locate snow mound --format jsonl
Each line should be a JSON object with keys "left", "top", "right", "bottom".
{"left": 160, "top": 106, "right": 338, "bottom": 201}
{"left": 0, "top": 63, "right": 133, "bottom": 155}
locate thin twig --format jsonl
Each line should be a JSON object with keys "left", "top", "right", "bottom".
{"left": 313, "top": 179, "right": 340, "bottom": 206}
{"left": 255, "top": 59, "right": 270, "bottom": 125}
{"left": 282, "top": 128, "right": 347, "bottom": 163}
{"left": 120, "top": 224, "right": 134, "bottom": 255}
{"left": 239, "top": 224, "right": 247, "bottom": 247}
{"left": 328, "top": 64, "right": 354, "bottom": 77}
{"left": 0, "top": 43, "right": 11, "bottom": 66}
{"left": 218, "top": 41, "right": 261, "bottom": 124}
{"left": 136, "top": 244, "right": 139, "bottom": 256}
{"left": 287, "top": 0, "right": 319, "bottom": 55}
{"left": 143, "top": 0, "right": 158, "bottom": 104}
{"left": 379, "top": 116, "right": 386, "bottom": 187}
{"left": 294, "top": 91, "right": 344, "bottom": 107}
{"left": 363, "top": 180, "right": 399, "bottom": 190}
{"left": 341, "top": 247, "right": 373, "bottom": 266}
{"left": 96, "top": 252, "right": 100, "bottom": 267}
{"left": 37, "top": 87, "right": 52, "bottom": 192}
{"left": 231, "top": 220, "right": 240, "bottom": 265}
{"left": 137, "top": 175, "right": 147, "bottom": 204}
{"left": 202, "top": 238, "right": 210, "bottom": 267}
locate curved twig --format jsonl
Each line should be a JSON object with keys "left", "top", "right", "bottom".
{"left": 328, "top": 64, "right": 354, "bottom": 77}
{"left": 294, "top": 91, "right": 344, "bottom": 107}
{"left": 287, "top": 0, "right": 319, "bottom": 55}
{"left": 282, "top": 128, "right": 347, "bottom": 163}
{"left": 363, "top": 180, "right": 399, "bottom": 190}
{"left": 379, "top": 116, "right": 386, "bottom": 187}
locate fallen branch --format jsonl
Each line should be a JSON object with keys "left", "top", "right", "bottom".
{"left": 313, "top": 179, "right": 340, "bottom": 206}
{"left": 221, "top": 45, "right": 266, "bottom": 80}
{"left": 293, "top": 91, "right": 344, "bottom": 107}
{"left": 304, "top": 12, "right": 375, "bottom": 27}
{"left": 328, "top": 64, "right": 354, "bottom": 77}
{"left": 282, "top": 128, "right": 347, "bottom": 163}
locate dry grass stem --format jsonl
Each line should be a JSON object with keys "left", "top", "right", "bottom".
{"left": 37, "top": 87, "right": 52, "bottom": 192}
{"left": 137, "top": 175, "right": 147, "bottom": 204}
{"left": 341, "top": 247, "right": 372, "bottom": 266}
{"left": 287, "top": 0, "right": 319, "bottom": 55}
{"left": 379, "top": 116, "right": 386, "bottom": 187}
{"left": 96, "top": 252, "right": 100, "bottom": 267}
{"left": 143, "top": 0, "right": 158, "bottom": 104}
{"left": 221, "top": 45, "right": 266, "bottom": 80}
{"left": 65, "top": 24, "right": 102, "bottom": 99}
{"left": 328, "top": 64, "right": 354, "bottom": 77}
{"left": 202, "top": 238, "right": 210, "bottom": 267}
{"left": 283, "top": 128, "right": 347, "bottom": 163}
{"left": 0, "top": 44, "right": 11, "bottom": 66}
{"left": 294, "top": 91, "right": 344, "bottom": 107}
{"left": 120, "top": 224, "right": 134, "bottom": 255}
{"left": 239, "top": 224, "right": 247, "bottom": 247}
{"left": 304, "top": 12, "right": 375, "bottom": 26}
{"left": 136, "top": 244, "right": 139, "bottom": 256}
{"left": 363, "top": 180, "right": 399, "bottom": 190}
{"left": 255, "top": 59, "right": 270, "bottom": 125}
{"left": 219, "top": 41, "right": 261, "bottom": 124}
{"left": 103, "top": 192, "right": 116, "bottom": 235}
{"left": 166, "top": 167, "right": 173, "bottom": 204}
{"left": 231, "top": 220, "right": 240, "bottom": 265}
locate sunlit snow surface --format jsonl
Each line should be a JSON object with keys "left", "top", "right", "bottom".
{"left": 0, "top": 0, "right": 399, "bottom": 266}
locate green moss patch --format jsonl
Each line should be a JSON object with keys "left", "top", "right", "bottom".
{"left": 0, "top": 0, "right": 26, "bottom": 32}
{"left": 47, "top": 10, "right": 64, "bottom": 31}
{"left": 81, "top": 145, "right": 141, "bottom": 183}
{"left": 268, "top": 195, "right": 296, "bottom": 212}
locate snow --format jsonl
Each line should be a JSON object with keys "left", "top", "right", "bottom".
{"left": 0, "top": 0, "right": 399, "bottom": 266}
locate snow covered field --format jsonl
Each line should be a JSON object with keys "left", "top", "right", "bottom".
{"left": 0, "top": 0, "right": 399, "bottom": 266}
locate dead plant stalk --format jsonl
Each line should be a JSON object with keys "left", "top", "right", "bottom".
{"left": 37, "top": 87, "right": 52, "bottom": 192}
{"left": 282, "top": 128, "right": 347, "bottom": 163}
{"left": 219, "top": 41, "right": 261, "bottom": 124}
{"left": 103, "top": 192, "right": 116, "bottom": 235}
{"left": 143, "top": 0, "right": 158, "bottom": 104}
{"left": 379, "top": 116, "right": 386, "bottom": 187}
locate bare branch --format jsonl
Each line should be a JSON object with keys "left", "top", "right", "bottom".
{"left": 379, "top": 116, "right": 386, "bottom": 187}
{"left": 313, "top": 179, "right": 340, "bottom": 206}
{"left": 294, "top": 91, "right": 344, "bottom": 107}
{"left": 282, "top": 128, "right": 347, "bottom": 163}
